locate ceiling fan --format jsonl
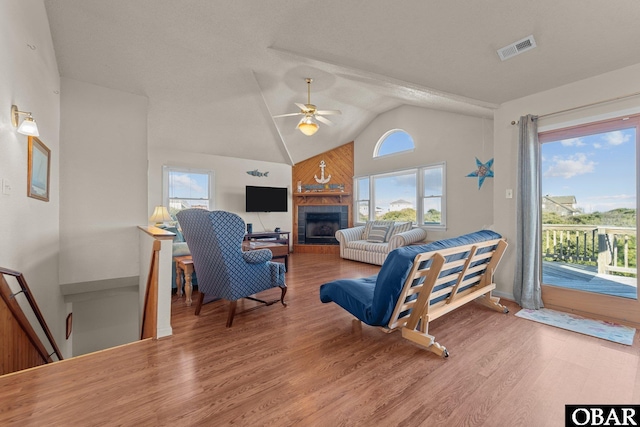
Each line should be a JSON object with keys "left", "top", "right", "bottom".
{"left": 273, "top": 78, "right": 341, "bottom": 136}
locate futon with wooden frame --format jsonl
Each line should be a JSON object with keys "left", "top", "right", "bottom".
{"left": 319, "top": 230, "right": 508, "bottom": 357}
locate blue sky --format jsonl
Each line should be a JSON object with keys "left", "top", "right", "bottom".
{"left": 169, "top": 171, "right": 209, "bottom": 199}
{"left": 377, "top": 131, "right": 414, "bottom": 156}
{"left": 374, "top": 174, "right": 417, "bottom": 209}
{"left": 541, "top": 127, "right": 636, "bottom": 213}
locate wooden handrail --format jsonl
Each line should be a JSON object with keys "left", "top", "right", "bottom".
{"left": 0, "top": 267, "right": 63, "bottom": 374}
{"left": 140, "top": 240, "right": 161, "bottom": 340}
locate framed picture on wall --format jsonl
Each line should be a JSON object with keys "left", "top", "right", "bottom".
{"left": 27, "top": 136, "right": 51, "bottom": 202}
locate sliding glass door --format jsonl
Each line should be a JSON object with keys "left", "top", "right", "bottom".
{"left": 539, "top": 115, "right": 639, "bottom": 323}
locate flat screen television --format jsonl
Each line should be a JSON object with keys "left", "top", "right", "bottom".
{"left": 245, "top": 185, "right": 288, "bottom": 212}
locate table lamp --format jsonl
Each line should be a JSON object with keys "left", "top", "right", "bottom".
{"left": 149, "top": 206, "right": 172, "bottom": 227}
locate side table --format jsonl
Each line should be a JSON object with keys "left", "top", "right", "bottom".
{"left": 174, "top": 255, "right": 194, "bottom": 306}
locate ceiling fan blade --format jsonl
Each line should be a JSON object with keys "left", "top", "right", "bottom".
{"left": 273, "top": 112, "right": 303, "bottom": 118}
{"left": 316, "top": 109, "right": 342, "bottom": 116}
{"left": 315, "top": 115, "right": 334, "bottom": 126}
{"left": 295, "top": 103, "right": 308, "bottom": 111}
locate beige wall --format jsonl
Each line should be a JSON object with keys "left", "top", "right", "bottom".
{"left": 57, "top": 78, "right": 148, "bottom": 355}
{"left": 148, "top": 148, "right": 293, "bottom": 233}
{"left": 354, "top": 105, "right": 494, "bottom": 241}
{"left": 0, "top": 0, "right": 69, "bottom": 356}
{"left": 493, "top": 62, "right": 640, "bottom": 300}
{"left": 59, "top": 78, "right": 148, "bottom": 284}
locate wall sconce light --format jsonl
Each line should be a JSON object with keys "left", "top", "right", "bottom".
{"left": 149, "top": 206, "right": 172, "bottom": 227}
{"left": 11, "top": 105, "right": 39, "bottom": 136}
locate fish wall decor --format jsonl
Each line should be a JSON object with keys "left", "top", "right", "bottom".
{"left": 247, "top": 169, "right": 269, "bottom": 177}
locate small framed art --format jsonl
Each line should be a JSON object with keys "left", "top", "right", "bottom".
{"left": 27, "top": 136, "right": 50, "bottom": 202}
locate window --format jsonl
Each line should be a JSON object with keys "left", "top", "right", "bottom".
{"left": 354, "top": 162, "right": 445, "bottom": 228}
{"left": 355, "top": 177, "right": 370, "bottom": 223}
{"left": 373, "top": 171, "right": 417, "bottom": 222}
{"left": 162, "top": 166, "right": 214, "bottom": 218}
{"left": 422, "top": 165, "right": 444, "bottom": 225}
{"left": 374, "top": 129, "right": 415, "bottom": 158}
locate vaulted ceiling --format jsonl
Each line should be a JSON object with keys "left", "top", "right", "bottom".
{"left": 44, "top": 0, "right": 640, "bottom": 165}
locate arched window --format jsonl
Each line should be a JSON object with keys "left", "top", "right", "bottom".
{"left": 374, "top": 129, "right": 415, "bottom": 157}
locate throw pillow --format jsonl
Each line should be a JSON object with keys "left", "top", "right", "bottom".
{"left": 367, "top": 224, "right": 392, "bottom": 243}
{"left": 387, "top": 221, "right": 413, "bottom": 241}
{"left": 362, "top": 220, "right": 394, "bottom": 240}
{"left": 173, "top": 242, "right": 191, "bottom": 256}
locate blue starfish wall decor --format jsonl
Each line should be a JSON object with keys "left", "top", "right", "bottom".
{"left": 466, "top": 157, "right": 494, "bottom": 189}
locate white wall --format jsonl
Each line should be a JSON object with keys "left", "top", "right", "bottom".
{"left": 59, "top": 78, "right": 148, "bottom": 284}
{"left": 57, "top": 78, "right": 148, "bottom": 355}
{"left": 0, "top": 0, "right": 69, "bottom": 356}
{"left": 70, "top": 286, "right": 139, "bottom": 355}
{"left": 148, "top": 148, "right": 292, "bottom": 233}
{"left": 355, "top": 105, "right": 494, "bottom": 241}
{"left": 493, "top": 62, "right": 640, "bottom": 299}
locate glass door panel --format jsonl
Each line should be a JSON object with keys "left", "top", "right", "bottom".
{"left": 540, "top": 118, "right": 637, "bottom": 301}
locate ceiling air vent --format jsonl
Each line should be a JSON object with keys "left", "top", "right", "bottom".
{"left": 497, "top": 35, "right": 537, "bottom": 61}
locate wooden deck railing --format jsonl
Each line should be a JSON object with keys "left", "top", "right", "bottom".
{"left": 0, "top": 267, "right": 63, "bottom": 375}
{"left": 542, "top": 224, "right": 636, "bottom": 276}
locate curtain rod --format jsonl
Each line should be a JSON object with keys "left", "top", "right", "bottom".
{"left": 510, "top": 90, "right": 640, "bottom": 125}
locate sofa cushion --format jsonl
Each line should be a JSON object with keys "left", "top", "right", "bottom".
{"left": 165, "top": 225, "right": 185, "bottom": 243}
{"left": 319, "top": 275, "right": 377, "bottom": 323}
{"left": 362, "top": 220, "right": 394, "bottom": 240}
{"left": 387, "top": 221, "right": 413, "bottom": 241}
{"left": 367, "top": 224, "right": 392, "bottom": 242}
{"left": 346, "top": 240, "right": 391, "bottom": 254}
{"left": 173, "top": 242, "right": 191, "bottom": 256}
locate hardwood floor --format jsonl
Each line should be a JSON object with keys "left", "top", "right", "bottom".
{"left": 1, "top": 253, "right": 639, "bottom": 426}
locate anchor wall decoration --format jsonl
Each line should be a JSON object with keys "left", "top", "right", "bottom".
{"left": 314, "top": 160, "right": 331, "bottom": 184}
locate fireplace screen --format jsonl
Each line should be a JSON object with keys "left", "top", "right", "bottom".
{"left": 304, "top": 212, "right": 340, "bottom": 244}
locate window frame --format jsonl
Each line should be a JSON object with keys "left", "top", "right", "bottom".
{"left": 421, "top": 162, "right": 446, "bottom": 229}
{"left": 353, "top": 162, "right": 446, "bottom": 229}
{"left": 373, "top": 129, "right": 415, "bottom": 158}
{"left": 354, "top": 176, "right": 371, "bottom": 224}
{"left": 162, "top": 165, "right": 215, "bottom": 216}
{"left": 536, "top": 113, "right": 640, "bottom": 326}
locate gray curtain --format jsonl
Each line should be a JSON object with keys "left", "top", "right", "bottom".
{"left": 513, "top": 114, "right": 544, "bottom": 309}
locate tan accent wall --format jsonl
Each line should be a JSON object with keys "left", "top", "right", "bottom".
{"left": 292, "top": 142, "right": 354, "bottom": 253}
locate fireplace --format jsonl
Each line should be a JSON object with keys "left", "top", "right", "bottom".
{"left": 305, "top": 213, "right": 340, "bottom": 244}
{"left": 297, "top": 205, "right": 348, "bottom": 245}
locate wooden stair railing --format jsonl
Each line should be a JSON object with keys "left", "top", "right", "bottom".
{"left": 0, "top": 267, "right": 63, "bottom": 375}
{"left": 140, "top": 240, "right": 160, "bottom": 340}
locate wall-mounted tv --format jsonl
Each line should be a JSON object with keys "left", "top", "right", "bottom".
{"left": 245, "top": 185, "right": 288, "bottom": 212}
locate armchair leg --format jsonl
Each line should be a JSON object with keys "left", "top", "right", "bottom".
{"left": 226, "top": 300, "right": 237, "bottom": 327}
{"left": 194, "top": 292, "right": 205, "bottom": 315}
{"left": 280, "top": 286, "right": 287, "bottom": 306}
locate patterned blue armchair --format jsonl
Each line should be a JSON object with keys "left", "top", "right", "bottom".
{"left": 176, "top": 209, "right": 286, "bottom": 327}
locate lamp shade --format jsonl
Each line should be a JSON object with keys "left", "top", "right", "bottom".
{"left": 297, "top": 117, "right": 319, "bottom": 136}
{"left": 149, "top": 206, "right": 172, "bottom": 225}
{"left": 17, "top": 116, "right": 39, "bottom": 136}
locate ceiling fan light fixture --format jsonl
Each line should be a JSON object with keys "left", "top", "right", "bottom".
{"left": 273, "top": 77, "right": 340, "bottom": 136}
{"left": 297, "top": 116, "right": 318, "bottom": 136}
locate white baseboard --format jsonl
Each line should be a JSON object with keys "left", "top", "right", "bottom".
{"left": 493, "top": 289, "right": 515, "bottom": 302}
{"left": 157, "top": 326, "right": 173, "bottom": 339}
